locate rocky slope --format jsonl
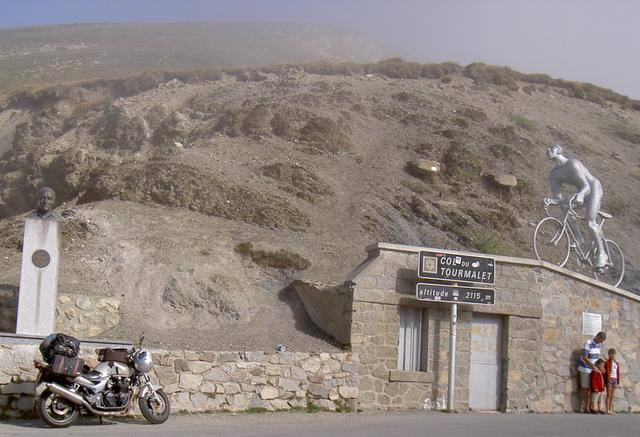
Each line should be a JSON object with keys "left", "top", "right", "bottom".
{"left": 0, "top": 60, "right": 638, "bottom": 349}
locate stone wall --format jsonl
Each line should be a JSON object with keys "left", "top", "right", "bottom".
{"left": 0, "top": 291, "right": 120, "bottom": 338}
{"left": 339, "top": 243, "right": 640, "bottom": 412}
{"left": 0, "top": 286, "right": 17, "bottom": 333}
{"left": 55, "top": 294, "right": 121, "bottom": 337}
{"left": 0, "top": 343, "right": 359, "bottom": 418}
{"left": 0, "top": 344, "right": 36, "bottom": 418}
{"left": 533, "top": 268, "right": 639, "bottom": 412}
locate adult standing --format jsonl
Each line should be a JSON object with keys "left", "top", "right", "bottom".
{"left": 578, "top": 331, "right": 606, "bottom": 413}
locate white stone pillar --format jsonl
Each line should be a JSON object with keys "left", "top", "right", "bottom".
{"left": 16, "top": 217, "right": 60, "bottom": 335}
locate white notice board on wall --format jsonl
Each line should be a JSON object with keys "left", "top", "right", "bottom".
{"left": 582, "top": 312, "right": 602, "bottom": 336}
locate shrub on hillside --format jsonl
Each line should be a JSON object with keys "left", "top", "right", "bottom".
{"left": 421, "top": 62, "right": 462, "bottom": 79}
{"left": 463, "top": 63, "right": 520, "bottom": 91}
{"left": 234, "top": 242, "right": 311, "bottom": 270}
{"left": 442, "top": 142, "right": 484, "bottom": 182}
{"left": 365, "top": 58, "right": 423, "bottom": 79}
{"left": 300, "top": 116, "right": 351, "bottom": 153}
{"left": 510, "top": 114, "right": 536, "bottom": 132}
{"left": 301, "top": 62, "right": 364, "bottom": 76}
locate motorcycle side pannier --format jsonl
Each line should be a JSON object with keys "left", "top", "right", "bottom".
{"left": 97, "top": 348, "right": 129, "bottom": 363}
{"left": 51, "top": 355, "right": 85, "bottom": 377}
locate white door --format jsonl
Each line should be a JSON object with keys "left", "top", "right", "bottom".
{"left": 469, "top": 313, "right": 502, "bottom": 410}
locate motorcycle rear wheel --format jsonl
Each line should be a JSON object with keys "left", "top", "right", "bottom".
{"left": 36, "top": 390, "right": 81, "bottom": 428}
{"left": 139, "top": 389, "right": 170, "bottom": 424}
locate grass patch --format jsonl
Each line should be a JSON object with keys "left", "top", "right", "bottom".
{"left": 402, "top": 180, "right": 430, "bottom": 195}
{"left": 304, "top": 403, "right": 327, "bottom": 413}
{"left": 460, "top": 107, "right": 487, "bottom": 122}
{"left": 510, "top": 114, "right": 536, "bottom": 132}
{"left": 244, "top": 407, "right": 269, "bottom": 414}
{"left": 234, "top": 242, "right": 311, "bottom": 271}
{"left": 303, "top": 402, "right": 346, "bottom": 413}
{"left": 442, "top": 142, "right": 483, "bottom": 182}
{"left": 631, "top": 168, "right": 640, "bottom": 181}
{"left": 410, "top": 196, "right": 437, "bottom": 222}
{"left": 458, "top": 226, "right": 519, "bottom": 256}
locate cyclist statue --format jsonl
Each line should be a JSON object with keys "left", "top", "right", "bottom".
{"left": 542, "top": 144, "right": 607, "bottom": 269}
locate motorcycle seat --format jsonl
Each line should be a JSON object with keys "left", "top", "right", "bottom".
{"left": 82, "top": 369, "right": 103, "bottom": 380}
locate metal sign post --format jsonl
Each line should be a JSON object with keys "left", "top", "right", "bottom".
{"left": 415, "top": 250, "right": 497, "bottom": 412}
{"left": 447, "top": 300, "right": 457, "bottom": 412}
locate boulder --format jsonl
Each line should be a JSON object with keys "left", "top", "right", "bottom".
{"left": 491, "top": 174, "right": 518, "bottom": 188}
{"left": 406, "top": 159, "right": 441, "bottom": 181}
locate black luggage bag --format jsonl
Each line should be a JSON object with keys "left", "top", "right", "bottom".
{"left": 39, "top": 333, "right": 81, "bottom": 363}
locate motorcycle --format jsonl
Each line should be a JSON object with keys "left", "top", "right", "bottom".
{"left": 33, "top": 333, "right": 170, "bottom": 428}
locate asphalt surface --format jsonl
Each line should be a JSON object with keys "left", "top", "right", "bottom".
{"left": 1, "top": 411, "right": 638, "bottom": 437}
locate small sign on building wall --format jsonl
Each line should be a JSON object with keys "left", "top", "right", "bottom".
{"left": 582, "top": 312, "right": 602, "bottom": 336}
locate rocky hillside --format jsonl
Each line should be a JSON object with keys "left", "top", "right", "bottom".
{"left": 0, "top": 60, "right": 639, "bottom": 349}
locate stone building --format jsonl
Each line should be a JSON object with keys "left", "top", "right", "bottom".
{"left": 2, "top": 242, "right": 639, "bottom": 417}
{"left": 295, "top": 243, "right": 640, "bottom": 412}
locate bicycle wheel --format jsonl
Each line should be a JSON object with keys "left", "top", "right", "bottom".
{"left": 533, "top": 217, "right": 571, "bottom": 267}
{"left": 594, "top": 239, "right": 625, "bottom": 288}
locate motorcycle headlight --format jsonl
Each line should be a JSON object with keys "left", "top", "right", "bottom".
{"left": 133, "top": 350, "right": 153, "bottom": 373}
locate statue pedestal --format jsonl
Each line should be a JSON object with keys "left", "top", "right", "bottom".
{"left": 16, "top": 217, "right": 60, "bottom": 335}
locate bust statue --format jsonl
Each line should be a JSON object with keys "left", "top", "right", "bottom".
{"left": 27, "top": 187, "right": 62, "bottom": 221}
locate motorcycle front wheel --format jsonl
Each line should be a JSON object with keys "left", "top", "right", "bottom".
{"left": 36, "top": 390, "right": 81, "bottom": 428}
{"left": 139, "top": 389, "right": 170, "bottom": 424}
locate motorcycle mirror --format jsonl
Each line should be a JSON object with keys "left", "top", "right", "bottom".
{"left": 139, "top": 334, "right": 145, "bottom": 348}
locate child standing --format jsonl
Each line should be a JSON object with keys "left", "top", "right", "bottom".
{"left": 605, "top": 348, "right": 621, "bottom": 414}
{"left": 590, "top": 359, "right": 606, "bottom": 414}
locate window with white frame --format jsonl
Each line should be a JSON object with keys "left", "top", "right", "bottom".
{"left": 397, "top": 306, "right": 422, "bottom": 371}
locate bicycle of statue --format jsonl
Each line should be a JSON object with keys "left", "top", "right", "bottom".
{"left": 533, "top": 197, "right": 625, "bottom": 288}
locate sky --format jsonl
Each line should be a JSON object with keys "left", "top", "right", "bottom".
{"left": 1, "top": 0, "right": 639, "bottom": 98}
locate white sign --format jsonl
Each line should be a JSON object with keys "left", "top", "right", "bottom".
{"left": 582, "top": 312, "right": 602, "bottom": 336}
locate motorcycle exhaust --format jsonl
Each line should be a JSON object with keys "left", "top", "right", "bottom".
{"left": 45, "top": 383, "right": 130, "bottom": 416}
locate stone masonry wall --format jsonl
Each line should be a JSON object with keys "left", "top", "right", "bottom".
{"left": 55, "top": 294, "right": 121, "bottom": 338}
{"left": 0, "top": 291, "right": 120, "bottom": 337}
{"left": 0, "top": 344, "right": 359, "bottom": 419}
{"left": 535, "top": 268, "right": 639, "bottom": 412}
{"left": 0, "top": 286, "right": 17, "bottom": 333}
{"left": 351, "top": 301, "right": 433, "bottom": 409}
{"left": 346, "top": 243, "right": 640, "bottom": 412}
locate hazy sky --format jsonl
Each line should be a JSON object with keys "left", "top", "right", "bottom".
{"left": 2, "top": 0, "right": 639, "bottom": 98}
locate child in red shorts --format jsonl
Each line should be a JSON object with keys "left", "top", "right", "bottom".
{"left": 590, "top": 359, "right": 606, "bottom": 414}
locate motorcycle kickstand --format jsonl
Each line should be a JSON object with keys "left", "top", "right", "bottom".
{"left": 99, "top": 416, "right": 103, "bottom": 425}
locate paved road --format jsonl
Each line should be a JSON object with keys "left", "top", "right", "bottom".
{"left": 1, "top": 411, "right": 638, "bottom": 437}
